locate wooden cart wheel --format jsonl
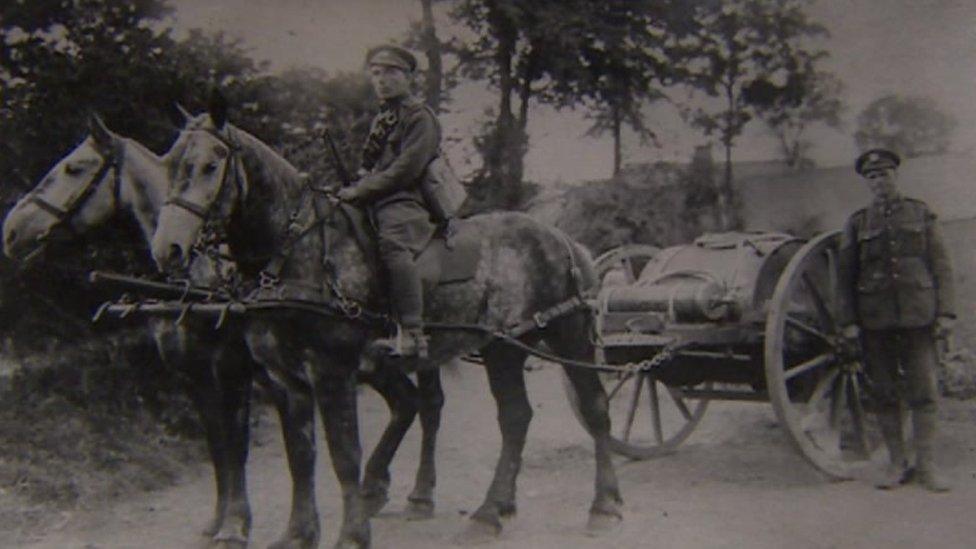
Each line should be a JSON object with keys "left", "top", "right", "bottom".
{"left": 563, "top": 369, "right": 711, "bottom": 460}
{"left": 594, "top": 244, "right": 660, "bottom": 286}
{"left": 764, "top": 231, "right": 885, "bottom": 479}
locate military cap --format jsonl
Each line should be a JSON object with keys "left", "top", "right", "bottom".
{"left": 855, "top": 148, "right": 901, "bottom": 176}
{"left": 365, "top": 45, "right": 417, "bottom": 72}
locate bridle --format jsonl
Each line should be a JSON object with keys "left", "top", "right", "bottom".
{"left": 28, "top": 137, "right": 124, "bottom": 239}
{"left": 163, "top": 128, "right": 247, "bottom": 224}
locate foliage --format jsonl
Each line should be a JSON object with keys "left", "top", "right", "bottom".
{"left": 748, "top": 70, "right": 844, "bottom": 169}
{"left": 854, "top": 94, "right": 956, "bottom": 158}
{"left": 445, "top": 0, "right": 686, "bottom": 210}
{"left": 558, "top": 1, "right": 704, "bottom": 176}
{"left": 679, "top": 0, "right": 829, "bottom": 228}
{"left": 554, "top": 159, "right": 712, "bottom": 255}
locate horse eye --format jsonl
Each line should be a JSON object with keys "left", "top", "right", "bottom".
{"left": 203, "top": 162, "right": 218, "bottom": 175}
{"left": 65, "top": 163, "right": 83, "bottom": 176}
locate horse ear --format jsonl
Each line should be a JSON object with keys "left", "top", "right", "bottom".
{"left": 169, "top": 102, "right": 192, "bottom": 127}
{"left": 208, "top": 89, "right": 228, "bottom": 130}
{"left": 89, "top": 113, "right": 114, "bottom": 148}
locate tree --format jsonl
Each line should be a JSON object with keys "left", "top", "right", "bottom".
{"left": 854, "top": 95, "right": 956, "bottom": 158}
{"left": 445, "top": 0, "right": 693, "bottom": 208}
{"left": 569, "top": 1, "right": 681, "bottom": 177}
{"left": 748, "top": 70, "right": 845, "bottom": 169}
{"left": 680, "top": 0, "right": 829, "bottom": 229}
{"left": 0, "top": 0, "right": 270, "bottom": 350}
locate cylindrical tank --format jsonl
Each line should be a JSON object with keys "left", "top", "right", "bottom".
{"left": 598, "top": 232, "right": 803, "bottom": 326}
{"left": 604, "top": 272, "right": 729, "bottom": 322}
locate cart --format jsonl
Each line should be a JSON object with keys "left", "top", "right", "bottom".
{"left": 565, "top": 231, "right": 884, "bottom": 479}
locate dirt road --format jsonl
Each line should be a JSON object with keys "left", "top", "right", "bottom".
{"left": 15, "top": 362, "right": 976, "bottom": 549}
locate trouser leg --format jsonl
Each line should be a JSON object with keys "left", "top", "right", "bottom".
{"left": 861, "top": 330, "right": 908, "bottom": 488}
{"left": 375, "top": 203, "right": 434, "bottom": 359}
{"left": 905, "top": 328, "right": 949, "bottom": 492}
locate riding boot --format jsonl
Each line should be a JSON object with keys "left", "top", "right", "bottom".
{"left": 913, "top": 407, "right": 950, "bottom": 492}
{"left": 377, "top": 259, "right": 428, "bottom": 359}
{"left": 875, "top": 411, "right": 908, "bottom": 490}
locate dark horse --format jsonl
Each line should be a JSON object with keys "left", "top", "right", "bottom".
{"left": 150, "top": 97, "right": 623, "bottom": 548}
{"left": 2, "top": 114, "right": 446, "bottom": 548}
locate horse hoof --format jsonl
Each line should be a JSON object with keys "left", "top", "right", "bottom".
{"left": 201, "top": 516, "right": 222, "bottom": 537}
{"left": 586, "top": 511, "right": 622, "bottom": 535}
{"left": 362, "top": 492, "right": 390, "bottom": 517}
{"left": 403, "top": 499, "right": 435, "bottom": 521}
{"left": 268, "top": 532, "right": 319, "bottom": 549}
{"left": 213, "top": 539, "right": 248, "bottom": 549}
{"left": 452, "top": 518, "right": 501, "bottom": 545}
{"left": 332, "top": 536, "right": 369, "bottom": 549}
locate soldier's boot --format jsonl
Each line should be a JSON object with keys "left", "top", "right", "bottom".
{"left": 875, "top": 411, "right": 909, "bottom": 490}
{"left": 913, "top": 408, "right": 950, "bottom": 493}
{"left": 376, "top": 260, "right": 428, "bottom": 359}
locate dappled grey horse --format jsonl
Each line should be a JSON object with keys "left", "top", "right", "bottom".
{"left": 150, "top": 96, "right": 622, "bottom": 548}
{"left": 2, "top": 114, "right": 445, "bottom": 548}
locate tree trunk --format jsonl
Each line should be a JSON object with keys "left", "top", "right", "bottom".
{"left": 612, "top": 106, "right": 622, "bottom": 177}
{"left": 718, "top": 83, "right": 735, "bottom": 230}
{"left": 420, "top": 0, "right": 442, "bottom": 111}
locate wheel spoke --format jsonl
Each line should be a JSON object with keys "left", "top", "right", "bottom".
{"left": 802, "top": 272, "right": 837, "bottom": 332}
{"left": 825, "top": 246, "right": 839, "bottom": 315}
{"left": 622, "top": 372, "right": 644, "bottom": 442}
{"left": 666, "top": 386, "right": 693, "bottom": 420}
{"left": 607, "top": 371, "right": 634, "bottom": 401}
{"left": 784, "top": 352, "right": 836, "bottom": 381}
{"left": 785, "top": 314, "right": 832, "bottom": 347}
{"left": 829, "top": 371, "right": 848, "bottom": 429}
{"left": 847, "top": 373, "right": 871, "bottom": 456}
{"left": 807, "top": 368, "right": 841, "bottom": 407}
{"left": 646, "top": 377, "right": 664, "bottom": 444}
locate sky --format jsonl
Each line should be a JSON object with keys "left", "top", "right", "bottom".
{"left": 166, "top": 0, "right": 976, "bottom": 183}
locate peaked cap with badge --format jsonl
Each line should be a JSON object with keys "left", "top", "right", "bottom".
{"left": 855, "top": 148, "right": 901, "bottom": 176}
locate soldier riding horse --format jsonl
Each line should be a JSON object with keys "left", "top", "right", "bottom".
{"left": 150, "top": 94, "right": 623, "bottom": 547}
{"left": 2, "top": 113, "right": 448, "bottom": 548}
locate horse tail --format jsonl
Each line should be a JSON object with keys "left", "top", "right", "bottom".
{"left": 555, "top": 229, "right": 598, "bottom": 299}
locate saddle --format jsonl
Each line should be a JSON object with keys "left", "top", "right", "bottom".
{"left": 340, "top": 203, "right": 482, "bottom": 288}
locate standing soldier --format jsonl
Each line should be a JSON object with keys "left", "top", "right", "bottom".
{"left": 838, "top": 148, "right": 955, "bottom": 492}
{"left": 337, "top": 44, "right": 439, "bottom": 358}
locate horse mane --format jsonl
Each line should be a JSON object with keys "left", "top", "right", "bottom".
{"left": 217, "top": 121, "right": 308, "bottom": 276}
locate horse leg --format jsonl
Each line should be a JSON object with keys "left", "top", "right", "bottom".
{"left": 547, "top": 316, "right": 623, "bottom": 532}
{"left": 561, "top": 367, "right": 623, "bottom": 530}
{"left": 176, "top": 366, "right": 229, "bottom": 538}
{"left": 155, "top": 323, "right": 229, "bottom": 539}
{"left": 246, "top": 328, "right": 320, "bottom": 549}
{"left": 210, "top": 341, "right": 256, "bottom": 548}
{"left": 359, "top": 369, "right": 419, "bottom": 517}
{"left": 459, "top": 343, "right": 531, "bottom": 542}
{"left": 313, "top": 359, "right": 371, "bottom": 549}
{"left": 404, "top": 369, "right": 443, "bottom": 520}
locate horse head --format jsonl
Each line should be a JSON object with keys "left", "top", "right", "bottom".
{"left": 3, "top": 115, "right": 146, "bottom": 262}
{"left": 151, "top": 93, "right": 254, "bottom": 273}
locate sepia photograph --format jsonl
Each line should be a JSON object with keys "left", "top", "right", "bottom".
{"left": 1, "top": 1, "right": 974, "bottom": 547}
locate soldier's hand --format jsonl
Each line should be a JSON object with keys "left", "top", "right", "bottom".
{"left": 935, "top": 315, "right": 955, "bottom": 339}
{"left": 336, "top": 186, "right": 360, "bottom": 204}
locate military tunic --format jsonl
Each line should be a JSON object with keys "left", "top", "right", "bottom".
{"left": 347, "top": 95, "right": 439, "bottom": 328}
{"left": 838, "top": 196, "right": 955, "bottom": 410}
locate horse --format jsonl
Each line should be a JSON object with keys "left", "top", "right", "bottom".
{"left": 2, "top": 114, "right": 444, "bottom": 548}
{"left": 149, "top": 95, "right": 623, "bottom": 548}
